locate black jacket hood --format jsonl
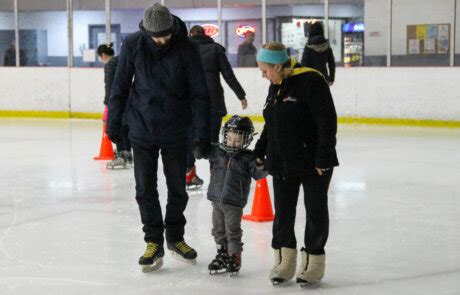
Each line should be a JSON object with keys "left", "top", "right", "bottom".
{"left": 191, "top": 34, "right": 215, "bottom": 45}
{"left": 307, "top": 35, "right": 330, "bottom": 52}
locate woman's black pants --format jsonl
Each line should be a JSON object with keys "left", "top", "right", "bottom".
{"left": 272, "top": 169, "right": 333, "bottom": 255}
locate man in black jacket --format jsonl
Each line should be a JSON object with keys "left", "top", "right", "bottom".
{"left": 185, "top": 25, "right": 247, "bottom": 189}
{"left": 237, "top": 31, "right": 257, "bottom": 67}
{"left": 3, "top": 41, "right": 28, "bottom": 66}
{"left": 107, "top": 3, "right": 211, "bottom": 272}
{"left": 301, "top": 22, "right": 335, "bottom": 86}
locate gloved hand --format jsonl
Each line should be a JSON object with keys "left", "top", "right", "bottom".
{"left": 193, "top": 142, "right": 211, "bottom": 160}
{"left": 256, "top": 158, "right": 265, "bottom": 170}
{"left": 106, "top": 124, "right": 121, "bottom": 144}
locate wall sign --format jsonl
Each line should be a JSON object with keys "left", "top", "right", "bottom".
{"left": 235, "top": 25, "right": 255, "bottom": 38}
{"left": 202, "top": 24, "right": 219, "bottom": 38}
{"left": 342, "top": 22, "right": 365, "bottom": 33}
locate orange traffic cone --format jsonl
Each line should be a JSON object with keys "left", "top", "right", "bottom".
{"left": 243, "top": 178, "right": 274, "bottom": 222}
{"left": 94, "top": 123, "right": 115, "bottom": 160}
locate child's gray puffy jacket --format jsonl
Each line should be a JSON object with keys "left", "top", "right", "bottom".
{"left": 207, "top": 144, "right": 268, "bottom": 207}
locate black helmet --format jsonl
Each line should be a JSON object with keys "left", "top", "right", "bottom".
{"left": 221, "top": 115, "right": 255, "bottom": 153}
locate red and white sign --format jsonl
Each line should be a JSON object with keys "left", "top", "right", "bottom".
{"left": 235, "top": 25, "right": 256, "bottom": 38}
{"left": 202, "top": 24, "right": 219, "bottom": 38}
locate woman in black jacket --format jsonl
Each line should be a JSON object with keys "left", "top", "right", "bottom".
{"left": 301, "top": 22, "right": 335, "bottom": 86}
{"left": 97, "top": 43, "right": 132, "bottom": 169}
{"left": 254, "top": 42, "right": 339, "bottom": 286}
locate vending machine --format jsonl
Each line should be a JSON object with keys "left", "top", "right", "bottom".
{"left": 342, "top": 22, "right": 364, "bottom": 67}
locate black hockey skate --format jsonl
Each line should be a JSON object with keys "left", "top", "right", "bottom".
{"left": 208, "top": 244, "right": 230, "bottom": 275}
{"left": 125, "top": 150, "right": 133, "bottom": 165}
{"left": 139, "top": 242, "right": 164, "bottom": 273}
{"left": 167, "top": 240, "right": 197, "bottom": 265}
{"left": 186, "top": 166, "right": 204, "bottom": 190}
{"left": 226, "top": 253, "right": 241, "bottom": 276}
{"left": 106, "top": 151, "right": 129, "bottom": 169}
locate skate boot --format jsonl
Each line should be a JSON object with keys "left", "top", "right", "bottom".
{"left": 124, "top": 150, "right": 133, "bottom": 165}
{"left": 269, "top": 247, "right": 297, "bottom": 286}
{"left": 106, "top": 152, "right": 128, "bottom": 169}
{"left": 226, "top": 253, "right": 241, "bottom": 276}
{"left": 296, "top": 248, "right": 325, "bottom": 287}
{"left": 139, "top": 242, "right": 164, "bottom": 273}
{"left": 208, "top": 244, "right": 230, "bottom": 275}
{"left": 186, "top": 166, "right": 204, "bottom": 190}
{"left": 167, "top": 240, "right": 197, "bottom": 265}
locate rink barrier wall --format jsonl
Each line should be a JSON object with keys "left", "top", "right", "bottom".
{"left": 0, "top": 110, "right": 102, "bottom": 119}
{"left": 1, "top": 110, "right": 459, "bottom": 128}
{"left": 1, "top": 67, "right": 460, "bottom": 128}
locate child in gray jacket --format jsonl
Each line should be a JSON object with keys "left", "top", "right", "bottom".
{"left": 205, "top": 115, "right": 268, "bottom": 275}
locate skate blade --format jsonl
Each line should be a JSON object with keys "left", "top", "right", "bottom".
{"left": 106, "top": 164, "right": 129, "bottom": 170}
{"left": 141, "top": 258, "right": 163, "bottom": 273}
{"left": 209, "top": 269, "right": 227, "bottom": 275}
{"left": 297, "top": 278, "right": 318, "bottom": 287}
{"left": 270, "top": 278, "right": 286, "bottom": 286}
{"left": 170, "top": 251, "right": 197, "bottom": 265}
{"left": 186, "top": 185, "right": 203, "bottom": 191}
{"left": 229, "top": 271, "right": 239, "bottom": 277}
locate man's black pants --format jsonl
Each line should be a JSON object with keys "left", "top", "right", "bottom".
{"left": 133, "top": 144, "right": 189, "bottom": 245}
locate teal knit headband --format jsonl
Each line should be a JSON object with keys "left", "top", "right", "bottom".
{"left": 256, "top": 48, "right": 289, "bottom": 65}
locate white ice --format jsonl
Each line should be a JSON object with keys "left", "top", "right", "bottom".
{"left": 0, "top": 119, "right": 459, "bottom": 295}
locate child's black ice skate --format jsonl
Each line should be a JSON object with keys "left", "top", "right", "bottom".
{"left": 186, "top": 166, "right": 204, "bottom": 190}
{"left": 226, "top": 253, "right": 241, "bottom": 276}
{"left": 139, "top": 242, "right": 164, "bottom": 273}
{"left": 208, "top": 244, "right": 230, "bottom": 275}
{"left": 167, "top": 240, "right": 197, "bottom": 265}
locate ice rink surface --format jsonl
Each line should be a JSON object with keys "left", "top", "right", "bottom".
{"left": 0, "top": 118, "right": 459, "bottom": 295}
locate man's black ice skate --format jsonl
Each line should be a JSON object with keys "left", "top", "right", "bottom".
{"left": 226, "top": 253, "right": 241, "bottom": 276}
{"left": 167, "top": 240, "right": 197, "bottom": 265}
{"left": 139, "top": 242, "right": 164, "bottom": 273}
{"left": 186, "top": 166, "right": 204, "bottom": 190}
{"left": 124, "top": 150, "right": 133, "bottom": 165}
{"left": 208, "top": 244, "right": 230, "bottom": 275}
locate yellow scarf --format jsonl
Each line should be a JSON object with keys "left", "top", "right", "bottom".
{"left": 288, "top": 58, "right": 325, "bottom": 79}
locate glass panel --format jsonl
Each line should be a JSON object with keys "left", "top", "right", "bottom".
{"left": 110, "top": 0, "right": 144, "bottom": 53}
{"left": 333, "top": 0, "right": 364, "bottom": 67}
{"left": 0, "top": 0, "right": 15, "bottom": 66}
{"left": 167, "top": 1, "right": 223, "bottom": 46}
{"left": 73, "top": 0, "right": 106, "bottom": 67}
{"left": 363, "top": 0, "right": 389, "bottom": 66}
{"left": 18, "top": 0, "right": 68, "bottom": 67}
{"left": 455, "top": 0, "right": 460, "bottom": 65}
{"left": 391, "top": 0, "right": 453, "bottom": 66}
{"left": 266, "top": 0, "right": 327, "bottom": 63}
{"left": 223, "top": 0, "right": 262, "bottom": 68}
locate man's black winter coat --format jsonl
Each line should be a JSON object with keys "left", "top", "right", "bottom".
{"left": 107, "top": 16, "right": 210, "bottom": 148}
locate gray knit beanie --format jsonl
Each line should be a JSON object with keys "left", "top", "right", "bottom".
{"left": 143, "top": 3, "right": 174, "bottom": 37}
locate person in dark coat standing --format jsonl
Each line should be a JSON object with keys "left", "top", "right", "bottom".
{"left": 254, "top": 42, "right": 338, "bottom": 286}
{"left": 185, "top": 25, "right": 248, "bottom": 189}
{"left": 3, "top": 41, "right": 28, "bottom": 66}
{"left": 97, "top": 43, "right": 132, "bottom": 169}
{"left": 237, "top": 31, "right": 257, "bottom": 67}
{"left": 301, "top": 22, "right": 335, "bottom": 86}
{"left": 107, "top": 3, "right": 211, "bottom": 272}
